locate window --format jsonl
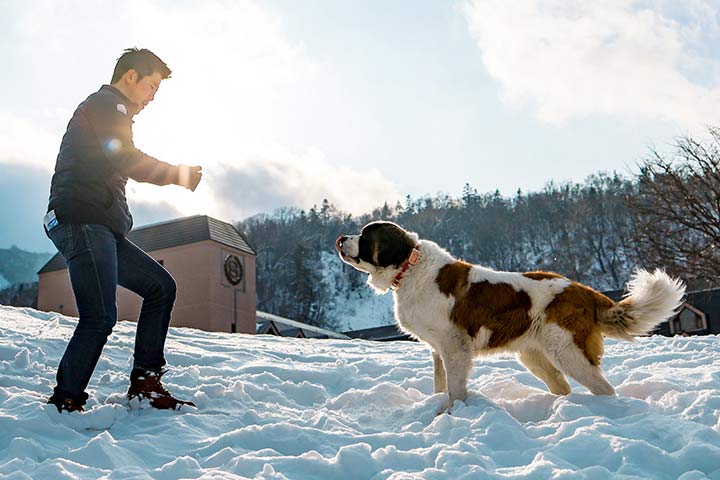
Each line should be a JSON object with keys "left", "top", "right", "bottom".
{"left": 669, "top": 304, "right": 707, "bottom": 335}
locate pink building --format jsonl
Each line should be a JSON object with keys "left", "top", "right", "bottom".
{"left": 37, "top": 215, "right": 256, "bottom": 334}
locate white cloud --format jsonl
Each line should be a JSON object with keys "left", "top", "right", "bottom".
{"left": 461, "top": 0, "right": 720, "bottom": 129}
{"left": 117, "top": 1, "right": 401, "bottom": 218}
{"left": 213, "top": 147, "right": 402, "bottom": 218}
{"left": 126, "top": 145, "right": 401, "bottom": 225}
{"left": 0, "top": 113, "right": 57, "bottom": 170}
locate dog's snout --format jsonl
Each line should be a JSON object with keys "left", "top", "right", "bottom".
{"left": 336, "top": 236, "right": 347, "bottom": 252}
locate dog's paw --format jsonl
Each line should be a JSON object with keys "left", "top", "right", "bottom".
{"left": 435, "top": 398, "right": 468, "bottom": 416}
{"left": 435, "top": 403, "right": 453, "bottom": 416}
{"left": 427, "top": 392, "right": 449, "bottom": 416}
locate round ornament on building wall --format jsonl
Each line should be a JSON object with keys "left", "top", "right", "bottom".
{"left": 224, "top": 255, "right": 244, "bottom": 286}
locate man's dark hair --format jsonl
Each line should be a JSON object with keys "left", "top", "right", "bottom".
{"left": 111, "top": 48, "right": 172, "bottom": 84}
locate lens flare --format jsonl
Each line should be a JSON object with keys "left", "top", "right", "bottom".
{"left": 104, "top": 138, "right": 122, "bottom": 153}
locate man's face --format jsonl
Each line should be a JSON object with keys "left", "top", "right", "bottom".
{"left": 125, "top": 70, "right": 163, "bottom": 114}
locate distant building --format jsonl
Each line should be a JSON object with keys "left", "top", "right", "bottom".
{"left": 655, "top": 288, "right": 720, "bottom": 336}
{"left": 605, "top": 287, "right": 720, "bottom": 337}
{"left": 256, "top": 311, "right": 351, "bottom": 339}
{"left": 37, "top": 215, "right": 256, "bottom": 334}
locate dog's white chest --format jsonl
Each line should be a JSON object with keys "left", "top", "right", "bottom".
{"left": 393, "top": 287, "right": 454, "bottom": 346}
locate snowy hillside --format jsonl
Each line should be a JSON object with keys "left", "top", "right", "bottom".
{"left": 319, "top": 251, "right": 395, "bottom": 332}
{"left": 1, "top": 305, "right": 719, "bottom": 479}
{"left": 0, "top": 246, "right": 53, "bottom": 285}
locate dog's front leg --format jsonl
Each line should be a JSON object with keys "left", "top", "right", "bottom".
{"left": 432, "top": 351, "right": 447, "bottom": 393}
{"left": 443, "top": 348, "right": 473, "bottom": 407}
{"left": 437, "top": 331, "right": 474, "bottom": 409}
{"left": 439, "top": 329, "right": 473, "bottom": 408}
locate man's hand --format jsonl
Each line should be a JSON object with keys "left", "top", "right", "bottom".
{"left": 177, "top": 165, "right": 202, "bottom": 191}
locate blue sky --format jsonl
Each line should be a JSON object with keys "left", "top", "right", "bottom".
{"left": 1, "top": 0, "right": 718, "bottom": 252}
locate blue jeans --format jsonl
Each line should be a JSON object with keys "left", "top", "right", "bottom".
{"left": 46, "top": 223, "right": 177, "bottom": 401}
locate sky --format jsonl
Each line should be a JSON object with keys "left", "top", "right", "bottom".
{"left": 1, "top": 305, "right": 719, "bottom": 478}
{"left": 1, "top": 0, "right": 720, "bottom": 252}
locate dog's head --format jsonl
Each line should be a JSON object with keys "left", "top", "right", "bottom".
{"left": 335, "top": 221, "right": 419, "bottom": 293}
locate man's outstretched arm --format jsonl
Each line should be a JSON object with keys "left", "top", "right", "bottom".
{"left": 84, "top": 95, "right": 202, "bottom": 190}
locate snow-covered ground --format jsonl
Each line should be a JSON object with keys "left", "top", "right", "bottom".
{"left": 1, "top": 305, "right": 719, "bottom": 479}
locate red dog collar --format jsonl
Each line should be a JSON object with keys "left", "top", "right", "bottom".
{"left": 391, "top": 246, "right": 421, "bottom": 290}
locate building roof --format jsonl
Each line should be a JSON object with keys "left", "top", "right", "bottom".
{"left": 256, "top": 311, "right": 351, "bottom": 340}
{"left": 39, "top": 215, "right": 255, "bottom": 274}
{"left": 344, "top": 324, "right": 413, "bottom": 341}
{"left": 601, "top": 289, "right": 625, "bottom": 302}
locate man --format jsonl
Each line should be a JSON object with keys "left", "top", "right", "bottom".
{"left": 44, "top": 48, "right": 202, "bottom": 412}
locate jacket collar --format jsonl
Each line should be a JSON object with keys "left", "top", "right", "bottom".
{"left": 101, "top": 84, "right": 140, "bottom": 115}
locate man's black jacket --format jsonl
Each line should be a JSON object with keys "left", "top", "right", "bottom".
{"left": 48, "top": 85, "right": 180, "bottom": 237}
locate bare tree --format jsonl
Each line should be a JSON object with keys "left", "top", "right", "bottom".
{"left": 629, "top": 128, "right": 720, "bottom": 285}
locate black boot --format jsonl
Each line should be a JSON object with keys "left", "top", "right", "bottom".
{"left": 127, "top": 368, "right": 196, "bottom": 410}
{"left": 48, "top": 390, "right": 88, "bottom": 413}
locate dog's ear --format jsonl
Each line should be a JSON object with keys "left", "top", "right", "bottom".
{"left": 376, "top": 236, "right": 415, "bottom": 268}
{"left": 362, "top": 222, "right": 416, "bottom": 268}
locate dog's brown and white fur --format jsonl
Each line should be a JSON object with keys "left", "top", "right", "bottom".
{"left": 336, "top": 221, "right": 685, "bottom": 407}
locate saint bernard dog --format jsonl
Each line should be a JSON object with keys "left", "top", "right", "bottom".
{"left": 336, "top": 221, "right": 685, "bottom": 408}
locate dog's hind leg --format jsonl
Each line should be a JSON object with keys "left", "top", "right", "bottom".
{"left": 518, "top": 348, "right": 571, "bottom": 395}
{"left": 432, "top": 351, "right": 448, "bottom": 393}
{"left": 542, "top": 324, "right": 616, "bottom": 396}
{"left": 584, "top": 369, "right": 615, "bottom": 395}
{"left": 547, "top": 345, "right": 615, "bottom": 396}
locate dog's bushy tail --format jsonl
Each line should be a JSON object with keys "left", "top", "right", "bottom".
{"left": 601, "top": 269, "right": 685, "bottom": 341}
